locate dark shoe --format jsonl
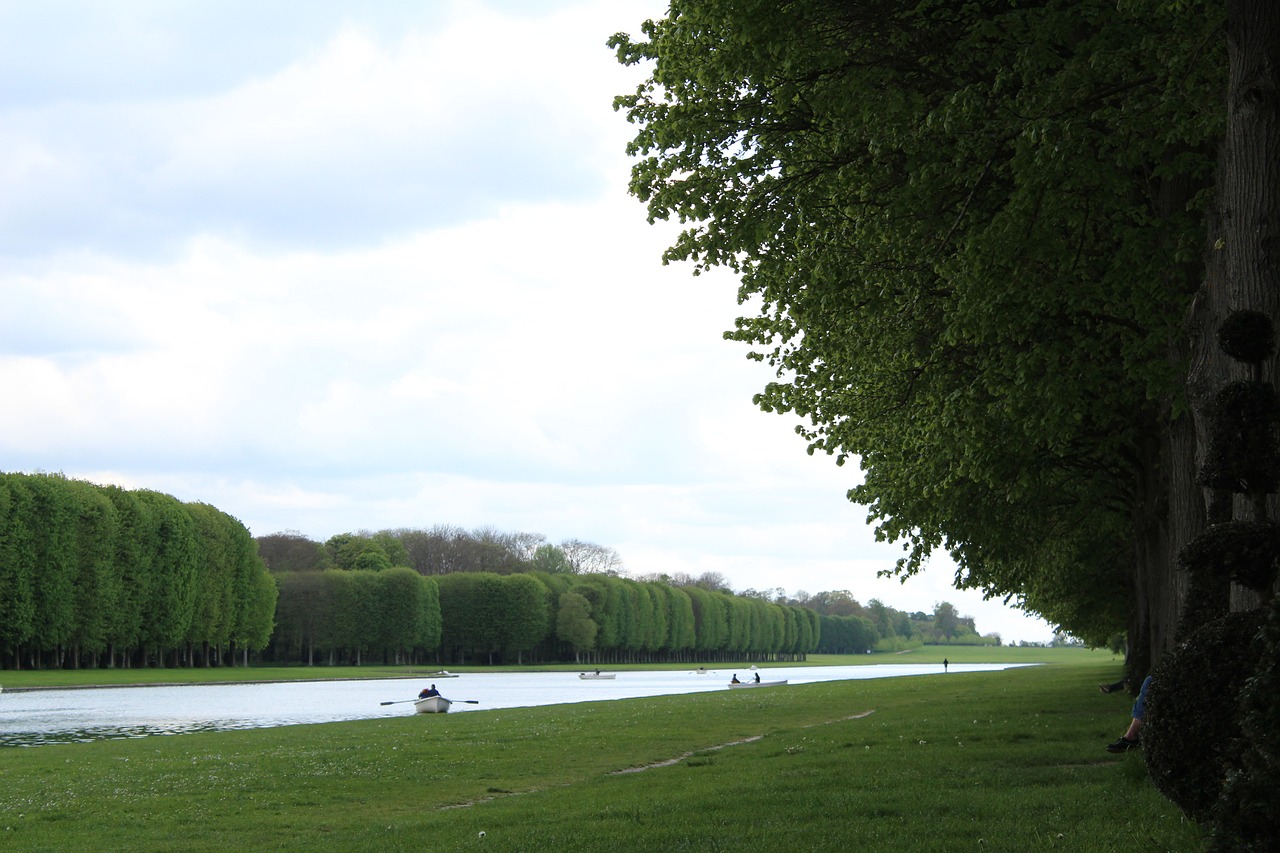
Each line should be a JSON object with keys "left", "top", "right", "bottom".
{"left": 1099, "top": 683, "right": 1113, "bottom": 694}
{"left": 1106, "top": 736, "right": 1140, "bottom": 753}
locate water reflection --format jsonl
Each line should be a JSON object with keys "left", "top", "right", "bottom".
{"left": 0, "top": 663, "right": 1028, "bottom": 748}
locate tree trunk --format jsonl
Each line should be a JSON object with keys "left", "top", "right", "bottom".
{"left": 1137, "top": 137, "right": 1220, "bottom": 673}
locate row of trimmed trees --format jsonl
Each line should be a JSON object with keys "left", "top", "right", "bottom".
{"left": 0, "top": 472, "right": 277, "bottom": 670}
{"left": 268, "top": 569, "right": 823, "bottom": 666}
{"left": 0, "top": 473, "right": 991, "bottom": 670}
{"left": 262, "top": 530, "right": 999, "bottom": 659}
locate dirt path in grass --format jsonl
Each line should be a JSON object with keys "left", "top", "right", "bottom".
{"left": 440, "top": 710, "right": 879, "bottom": 809}
{"left": 613, "top": 709, "right": 877, "bottom": 774}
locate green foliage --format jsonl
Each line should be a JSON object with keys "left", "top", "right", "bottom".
{"left": 1197, "top": 381, "right": 1280, "bottom": 494}
{"left": 316, "top": 569, "right": 359, "bottom": 658}
{"left": 272, "top": 571, "right": 325, "bottom": 662}
{"left": 324, "top": 531, "right": 403, "bottom": 573}
{"left": 132, "top": 490, "right": 201, "bottom": 656}
{"left": 530, "top": 543, "right": 572, "bottom": 573}
{"left": 66, "top": 479, "right": 119, "bottom": 657}
{"left": 1144, "top": 611, "right": 1266, "bottom": 822}
{"left": 665, "top": 585, "right": 697, "bottom": 651}
{"left": 1177, "top": 520, "right": 1280, "bottom": 595}
{"left": 498, "top": 573, "right": 551, "bottom": 662}
{"left": 437, "top": 572, "right": 515, "bottom": 663}
{"left": 684, "top": 585, "right": 728, "bottom": 652}
{"left": 0, "top": 473, "right": 275, "bottom": 668}
{"left": 1212, "top": 597, "right": 1280, "bottom": 851}
{"left": 556, "top": 591, "right": 597, "bottom": 654}
{"left": 377, "top": 566, "right": 432, "bottom": 660}
{"left": 0, "top": 476, "right": 38, "bottom": 652}
{"left": 932, "top": 601, "right": 960, "bottom": 641}
{"left": 815, "top": 614, "right": 877, "bottom": 654}
{"left": 235, "top": 566, "right": 278, "bottom": 657}
{"left": 255, "top": 531, "right": 331, "bottom": 572}
{"left": 23, "top": 473, "right": 79, "bottom": 652}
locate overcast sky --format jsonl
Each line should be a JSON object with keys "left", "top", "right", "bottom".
{"left": 0, "top": 0, "right": 1058, "bottom": 643}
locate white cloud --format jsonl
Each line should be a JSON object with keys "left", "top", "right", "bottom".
{"left": 0, "top": 1, "right": 650, "bottom": 256}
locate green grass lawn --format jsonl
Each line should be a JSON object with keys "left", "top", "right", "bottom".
{"left": 0, "top": 652, "right": 1198, "bottom": 852}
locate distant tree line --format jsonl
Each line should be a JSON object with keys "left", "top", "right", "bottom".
{"left": 268, "top": 565, "right": 819, "bottom": 666}
{"left": 263, "top": 529, "right": 994, "bottom": 665}
{"left": 767, "top": 589, "right": 998, "bottom": 653}
{"left": 0, "top": 472, "right": 276, "bottom": 670}
{"left": 256, "top": 526, "right": 623, "bottom": 577}
{"left": 264, "top": 528, "right": 823, "bottom": 665}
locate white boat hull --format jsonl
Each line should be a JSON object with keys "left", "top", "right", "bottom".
{"left": 578, "top": 673, "right": 616, "bottom": 680}
{"left": 414, "top": 695, "right": 452, "bottom": 714}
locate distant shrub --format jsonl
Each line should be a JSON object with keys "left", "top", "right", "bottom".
{"left": 873, "top": 636, "right": 924, "bottom": 653}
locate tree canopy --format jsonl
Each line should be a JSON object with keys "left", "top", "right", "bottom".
{"left": 611, "top": 0, "right": 1227, "bottom": 657}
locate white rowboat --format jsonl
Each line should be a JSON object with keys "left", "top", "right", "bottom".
{"left": 727, "top": 679, "right": 788, "bottom": 689}
{"left": 414, "top": 695, "right": 452, "bottom": 714}
{"left": 578, "top": 672, "right": 616, "bottom": 680}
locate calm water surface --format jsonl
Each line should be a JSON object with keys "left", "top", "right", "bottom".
{"left": 0, "top": 663, "right": 1028, "bottom": 748}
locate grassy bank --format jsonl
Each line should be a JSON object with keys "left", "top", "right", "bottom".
{"left": 0, "top": 654, "right": 1196, "bottom": 852}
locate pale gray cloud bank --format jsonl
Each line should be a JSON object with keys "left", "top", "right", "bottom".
{"left": 0, "top": 0, "right": 1056, "bottom": 642}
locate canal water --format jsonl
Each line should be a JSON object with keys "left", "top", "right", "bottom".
{"left": 0, "top": 662, "right": 1029, "bottom": 748}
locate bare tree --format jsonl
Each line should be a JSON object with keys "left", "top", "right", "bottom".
{"left": 560, "top": 539, "right": 623, "bottom": 574}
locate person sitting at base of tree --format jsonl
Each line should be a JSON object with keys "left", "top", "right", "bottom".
{"left": 1106, "top": 675, "right": 1151, "bottom": 753}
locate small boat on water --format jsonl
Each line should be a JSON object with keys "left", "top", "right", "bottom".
{"left": 727, "top": 679, "right": 788, "bottom": 689}
{"left": 578, "top": 672, "right": 616, "bottom": 680}
{"left": 428, "top": 671, "right": 460, "bottom": 678}
{"left": 414, "top": 695, "right": 452, "bottom": 714}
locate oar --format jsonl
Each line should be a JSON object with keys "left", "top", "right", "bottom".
{"left": 380, "top": 698, "right": 481, "bottom": 706}
{"left": 380, "top": 699, "right": 418, "bottom": 706}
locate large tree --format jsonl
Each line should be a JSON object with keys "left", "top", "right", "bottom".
{"left": 612, "top": 0, "right": 1231, "bottom": 670}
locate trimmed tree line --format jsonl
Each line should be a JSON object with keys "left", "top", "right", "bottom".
{"left": 268, "top": 568, "right": 820, "bottom": 666}
{"left": 1, "top": 478, "right": 996, "bottom": 671}
{"left": 0, "top": 472, "right": 276, "bottom": 670}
